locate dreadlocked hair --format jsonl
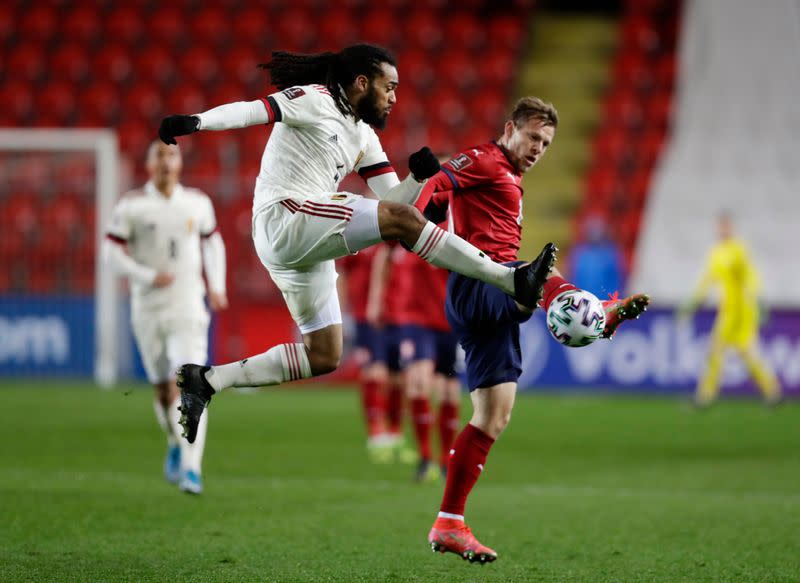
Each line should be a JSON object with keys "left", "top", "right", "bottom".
{"left": 259, "top": 44, "right": 396, "bottom": 119}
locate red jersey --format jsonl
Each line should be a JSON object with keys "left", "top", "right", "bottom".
{"left": 403, "top": 253, "right": 450, "bottom": 331}
{"left": 417, "top": 141, "right": 523, "bottom": 263}
{"left": 382, "top": 244, "right": 415, "bottom": 326}
{"left": 336, "top": 245, "right": 379, "bottom": 322}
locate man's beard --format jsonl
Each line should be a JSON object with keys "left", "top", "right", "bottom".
{"left": 356, "top": 86, "right": 388, "bottom": 130}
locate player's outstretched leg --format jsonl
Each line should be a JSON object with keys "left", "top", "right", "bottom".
{"left": 428, "top": 518, "right": 498, "bottom": 564}
{"left": 601, "top": 292, "right": 651, "bottom": 338}
{"left": 513, "top": 242, "right": 558, "bottom": 308}
{"left": 176, "top": 364, "right": 215, "bottom": 444}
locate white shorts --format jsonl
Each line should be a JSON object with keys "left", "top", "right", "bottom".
{"left": 253, "top": 193, "right": 383, "bottom": 334}
{"left": 131, "top": 310, "right": 210, "bottom": 384}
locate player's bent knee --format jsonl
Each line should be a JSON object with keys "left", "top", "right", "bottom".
{"left": 377, "top": 201, "right": 425, "bottom": 241}
{"left": 307, "top": 352, "right": 341, "bottom": 376}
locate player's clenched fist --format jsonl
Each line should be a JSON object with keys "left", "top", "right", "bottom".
{"left": 158, "top": 115, "right": 200, "bottom": 145}
{"left": 408, "top": 147, "right": 440, "bottom": 181}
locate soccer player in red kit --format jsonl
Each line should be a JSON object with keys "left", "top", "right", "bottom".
{"left": 337, "top": 246, "right": 392, "bottom": 460}
{"left": 403, "top": 252, "right": 462, "bottom": 482}
{"left": 367, "top": 243, "right": 418, "bottom": 462}
{"left": 417, "top": 97, "right": 650, "bottom": 563}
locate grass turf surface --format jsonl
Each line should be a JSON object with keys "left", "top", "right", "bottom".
{"left": 1, "top": 382, "right": 798, "bottom": 582}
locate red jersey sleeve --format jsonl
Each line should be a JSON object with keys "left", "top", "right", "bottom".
{"left": 439, "top": 149, "right": 497, "bottom": 191}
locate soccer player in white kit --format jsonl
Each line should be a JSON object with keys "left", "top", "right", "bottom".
{"left": 103, "top": 140, "right": 227, "bottom": 494}
{"left": 157, "top": 44, "right": 556, "bottom": 444}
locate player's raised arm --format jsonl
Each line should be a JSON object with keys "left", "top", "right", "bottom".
{"left": 158, "top": 100, "right": 271, "bottom": 144}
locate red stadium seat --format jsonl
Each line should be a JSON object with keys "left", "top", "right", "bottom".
{"left": 106, "top": 6, "right": 145, "bottom": 45}
{"left": 604, "top": 89, "right": 645, "bottom": 132}
{"left": 646, "top": 92, "right": 672, "bottom": 132}
{"left": 481, "top": 48, "right": 516, "bottom": 87}
{"left": 135, "top": 46, "right": 178, "bottom": 85}
{"left": 487, "top": 15, "right": 525, "bottom": 52}
{"left": 443, "top": 12, "right": 487, "bottom": 52}
{"left": 62, "top": 6, "right": 102, "bottom": 45}
{"left": 318, "top": 11, "right": 359, "bottom": 48}
{"left": 400, "top": 49, "right": 435, "bottom": 94}
{"left": 0, "top": 4, "right": 14, "bottom": 45}
{"left": 149, "top": 6, "right": 186, "bottom": 47}
{"left": 180, "top": 46, "right": 220, "bottom": 86}
{"left": 231, "top": 7, "right": 271, "bottom": 48}
{"left": 273, "top": 7, "right": 315, "bottom": 51}
{"left": 0, "top": 81, "right": 34, "bottom": 123}
{"left": 190, "top": 7, "right": 230, "bottom": 48}
{"left": 6, "top": 43, "right": 46, "bottom": 84}
{"left": 613, "top": 51, "right": 654, "bottom": 93}
{"left": 654, "top": 53, "right": 676, "bottom": 91}
{"left": 19, "top": 5, "right": 58, "bottom": 43}
{"left": 404, "top": 10, "right": 444, "bottom": 51}
{"left": 621, "top": 16, "right": 661, "bottom": 54}
{"left": 165, "top": 85, "right": 207, "bottom": 116}
{"left": 94, "top": 44, "right": 134, "bottom": 84}
{"left": 440, "top": 49, "right": 480, "bottom": 92}
{"left": 123, "top": 83, "right": 166, "bottom": 124}
{"left": 51, "top": 44, "right": 91, "bottom": 84}
{"left": 37, "top": 81, "right": 77, "bottom": 125}
{"left": 220, "top": 47, "right": 263, "bottom": 86}
{"left": 359, "top": 9, "right": 401, "bottom": 51}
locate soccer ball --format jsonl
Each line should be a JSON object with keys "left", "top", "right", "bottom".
{"left": 546, "top": 290, "right": 606, "bottom": 348}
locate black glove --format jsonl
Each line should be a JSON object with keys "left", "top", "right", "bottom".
{"left": 158, "top": 115, "right": 200, "bottom": 145}
{"left": 422, "top": 200, "right": 448, "bottom": 225}
{"left": 408, "top": 146, "right": 440, "bottom": 181}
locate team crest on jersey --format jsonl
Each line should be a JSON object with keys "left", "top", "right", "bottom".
{"left": 448, "top": 153, "right": 473, "bottom": 172}
{"left": 330, "top": 194, "right": 347, "bottom": 200}
{"left": 186, "top": 218, "right": 194, "bottom": 233}
{"left": 282, "top": 87, "right": 306, "bottom": 100}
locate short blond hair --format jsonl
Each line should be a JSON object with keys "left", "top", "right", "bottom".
{"left": 510, "top": 96, "right": 558, "bottom": 128}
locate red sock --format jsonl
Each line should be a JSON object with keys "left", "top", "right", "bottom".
{"left": 439, "top": 423, "right": 495, "bottom": 517}
{"left": 360, "top": 379, "right": 386, "bottom": 438}
{"left": 410, "top": 396, "right": 432, "bottom": 461}
{"left": 437, "top": 401, "right": 460, "bottom": 467}
{"left": 386, "top": 380, "right": 404, "bottom": 435}
{"left": 542, "top": 276, "right": 578, "bottom": 311}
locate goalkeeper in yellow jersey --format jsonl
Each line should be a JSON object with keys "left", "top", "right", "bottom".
{"left": 678, "top": 213, "right": 781, "bottom": 406}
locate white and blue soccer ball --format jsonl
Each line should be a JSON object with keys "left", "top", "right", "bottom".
{"left": 546, "top": 290, "right": 606, "bottom": 348}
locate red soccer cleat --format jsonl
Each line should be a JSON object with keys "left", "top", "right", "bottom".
{"left": 428, "top": 518, "right": 498, "bottom": 564}
{"left": 602, "top": 292, "right": 651, "bottom": 338}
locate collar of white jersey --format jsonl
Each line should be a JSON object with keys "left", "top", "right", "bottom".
{"left": 145, "top": 180, "right": 184, "bottom": 200}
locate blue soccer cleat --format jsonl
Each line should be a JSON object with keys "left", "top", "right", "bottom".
{"left": 164, "top": 445, "right": 181, "bottom": 484}
{"left": 179, "top": 470, "right": 203, "bottom": 495}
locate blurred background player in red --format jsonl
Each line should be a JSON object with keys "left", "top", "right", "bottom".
{"left": 337, "top": 245, "right": 396, "bottom": 462}
{"left": 403, "top": 246, "right": 462, "bottom": 483}
{"left": 417, "top": 97, "right": 649, "bottom": 563}
{"left": 366, "top": 242, "right": 417, "bottom": 463}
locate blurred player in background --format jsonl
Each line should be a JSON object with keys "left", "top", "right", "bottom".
{"left": 403, "top": 249, "right": 462, "bottom": 483}
{"left": 103, "top": 141, "right": 227, "bottom": 494}
{"left": 337, "top": 246, "right": 393, "bottom": 461}
{"left": 417, "top": 97, "right": 650, "bottom": 563}
{"left": 158, "top": 44, "right": 555, "bottom": 446}
{"left": 678, "top": 212, "right": 781, "bottom": 407}
{"left": 367, "top": 243, "right": 418, "bottom": 464}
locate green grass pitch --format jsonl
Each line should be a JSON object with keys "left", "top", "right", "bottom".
{"left": 1, "top": 381, "right": 798, "bottom": 582}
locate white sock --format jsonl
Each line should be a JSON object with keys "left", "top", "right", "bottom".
{"left": 437, "top": 511, "right": 464, "bottom": 521}
{"left": 168, "top": 397, "right": 208, "bottom": 474}
{"left": 205, "top": 343, "right": 312, "bottom": 392}
{"left": 412, "top": 222, "right": 514, "bottom": 295}
{"left": 183, "top": 408, "right": 207, "bottom": 475}
{"left": 153, "top": 398, "right": 178, "bottom": 447}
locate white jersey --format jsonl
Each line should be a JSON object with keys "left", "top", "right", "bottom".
{"left": 253, "top": 84, "right": 392, "bottom": 214}
{"left": 106, "top": 182, "right": 217, "bottom": 316}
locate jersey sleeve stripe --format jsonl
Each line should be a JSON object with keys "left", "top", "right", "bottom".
{"left": 262, "top": 96, "right": 283, "bottom": 123}
{"left": 105, "top": 233, "right": 127, "bottom": 244}
{"left": 358, "top": 161, "right": 393, "bottom": 179}
{"left": 441, "top": 168, "right": 459, "bottom": 189}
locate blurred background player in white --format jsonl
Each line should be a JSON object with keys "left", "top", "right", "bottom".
{"left": 103, "top": 141, "right": 228, "bottom": 494}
